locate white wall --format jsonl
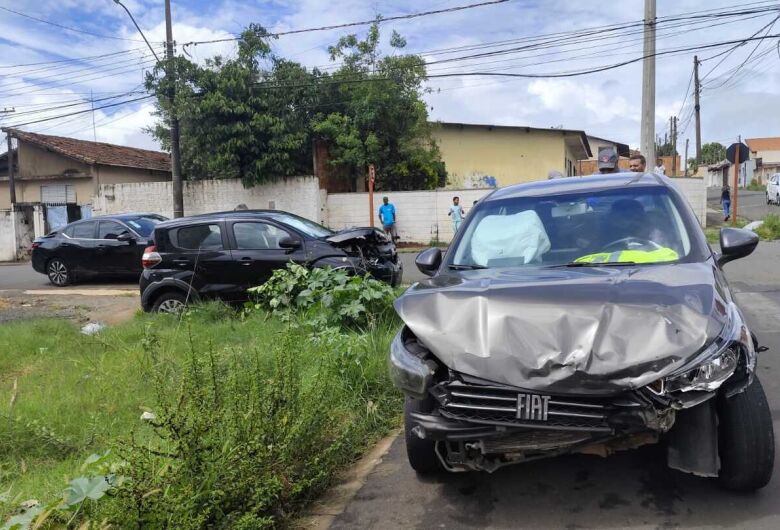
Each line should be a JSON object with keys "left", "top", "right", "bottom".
{"left": 0, "top": 210, "right": 15, "bottom": 261}
{"left": 668, "top": 177, "right": 707, "bottom": 227}
{"left": 93, "top": 177, "right": 323, "bottom": 223}
{"left": 327, "top": 189, "right": 493, "bottom": 243}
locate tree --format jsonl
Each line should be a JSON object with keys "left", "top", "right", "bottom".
{"left": 145, "top": 25, "right": 316, "bottom": 185}
{"left": 700, "top": 142, "right": 727, "bottom": 165}
{"left": 306, "top": 23, "right": 446, "bottom": 190}
{"left": 145, "top": 23, "right": 446, "bottom": 190}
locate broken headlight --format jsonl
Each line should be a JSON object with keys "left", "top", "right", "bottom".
{"left": 662, "top": 303, "right": 754, "bottom": 394}
{"left": 389, "top": 329, "right": 438, "bottom": 399}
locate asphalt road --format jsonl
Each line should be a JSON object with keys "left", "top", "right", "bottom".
{"left": 0, "top": 262, "right": 138, "bottom": 291}
{"left": 707, "top": 188, "right": 779, "bottom": 222}
{"left": 334, "top": 243, "right": 780, "bottom": 530}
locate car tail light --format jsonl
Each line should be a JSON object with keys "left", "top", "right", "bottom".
{"left": 142, "top": 245, "right": 162, "bottom": 268}
{"left": 31, "top": 242, "right": 41, "bottom": 250}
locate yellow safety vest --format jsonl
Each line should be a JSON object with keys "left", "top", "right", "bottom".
{"left": 575, "top": 247, "right": 679, "bottom": 264}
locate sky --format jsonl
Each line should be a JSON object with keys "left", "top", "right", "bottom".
{"left": 0, "top": 0, "right": 779, "bottom": 156}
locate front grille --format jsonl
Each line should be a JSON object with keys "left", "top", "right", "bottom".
{"left": 434, "top": 381, "right": 614, "bottom": 433}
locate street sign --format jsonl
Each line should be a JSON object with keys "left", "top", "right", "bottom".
{"left": 726, "top": 142, "right": 749, "bottom": 165}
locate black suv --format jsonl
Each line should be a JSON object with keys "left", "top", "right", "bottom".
{"left": 140, "top": 210, "right": 402, "bottom": 312}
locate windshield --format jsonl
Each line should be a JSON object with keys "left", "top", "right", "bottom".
{"left": 450, "top": 186, "right": 699, "bottom": 269}
{"left": 266, "top": 212, "right": 334, "bottom": 238}
{"left": 124, "top": 215, "right": 168, "bottom": 237}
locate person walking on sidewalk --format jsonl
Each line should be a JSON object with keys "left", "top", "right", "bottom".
{"left": 378, "top": 196, "right": 398, "bottom": 241}
{"left": 448, "top": 196, "right": 464, "bottom": 234}
{"left": 721, "top": 185, "right": 731, "bottom": 221}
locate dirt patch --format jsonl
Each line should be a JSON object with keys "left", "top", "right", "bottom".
{"left": 0, "top": 290, "right": 140, "bottom": 325}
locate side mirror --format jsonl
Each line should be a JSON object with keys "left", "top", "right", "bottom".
{"left": 117, "top": 232, "right": 135, "bottom": 243}
{"left": 718, "top": 227, "right": 758, "bottom": 267}
{"left": 415, "top": 247, "right": 442, "bottom": 276}
{"left": 278, "top": 236, "right": 302, "bottom": 250}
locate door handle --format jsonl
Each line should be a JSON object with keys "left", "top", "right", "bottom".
{"left": 173, "top": 259, "right": 191, "bottom": 266}
{"left": 239, "top": 257, "right": 253, "bottom": 266}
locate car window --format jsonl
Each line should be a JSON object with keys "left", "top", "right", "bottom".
{"left": 450, "top": 186, "right": 699, "bottom": 268}
{"left": 67, "top": 221, "right": 96, "bottom": 239}
{"left": 174, "top": 224, "right": 223, "bottom": 250}
{"left": 98, "top": 221, "right": 128, "bottom": 240}
{"left": 124, "top": 215, "right": 167, "bottom": 237}
{"left": 265, "top": 213, "right": 333, "bottom": 238}
{"left": 233, "top": 222, "right": 290, "bottom": 249}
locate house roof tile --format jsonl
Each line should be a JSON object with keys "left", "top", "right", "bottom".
{"left": 1, "top": 128, "right": 171, "bottom": 172}
{"left": 746, "top": 137, "right": 780, "bottom": 153}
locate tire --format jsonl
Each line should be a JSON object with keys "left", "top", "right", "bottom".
{"left": 46, "top": 258, "right": 71, "bottom": 287}
{"left": 776, "top": 193, "right": 779, "bottom": 206}
{"left": 718, "top": 376, "right": 775, "bottom": 491}
{"left": 404, "top": 396, "right": 441, "bottom": 474}
{"left": 151, "top": 291, "right": 188, "bottom": 314}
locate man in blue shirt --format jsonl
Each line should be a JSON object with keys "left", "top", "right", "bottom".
{"left": 378, "top": 196, "right": 398, "bottom": 241}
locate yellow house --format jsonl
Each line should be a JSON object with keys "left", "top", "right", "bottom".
{"left": 431, "top": 122, "right": 592, "bottom": 188}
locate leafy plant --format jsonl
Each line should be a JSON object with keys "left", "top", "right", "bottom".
{"left": 756, "top": 214, "right": 780, "bottom": 240}
{"left": 247, "top": 263, "right": 396, "bottom": 329}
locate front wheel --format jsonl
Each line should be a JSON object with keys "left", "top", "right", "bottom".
{"left": 47, "top": 258, "right": 71, "bottom": 286}
{"left": 718, "top": 376, "right": 775, "bottom": 491}
{"left": 404, "top": 397, "right": 440, "bottom": 474}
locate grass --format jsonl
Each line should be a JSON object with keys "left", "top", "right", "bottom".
{"left": 0, "top": 303, "right": 402, "bottom": 526}
{"left": 746, "top": 180, "right": 765, "bottom": 192}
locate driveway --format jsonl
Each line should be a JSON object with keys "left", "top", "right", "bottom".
{"left": 333, "top": 242, "right": 780, "bottom": 529}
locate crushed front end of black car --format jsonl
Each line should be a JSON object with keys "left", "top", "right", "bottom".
{"left": 326, "top": 228, "right": 402, "bottom": 286}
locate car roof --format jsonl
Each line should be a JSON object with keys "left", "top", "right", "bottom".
{"left": 484, "top": 172, "right": 671, "bottom": 201}
{"left": 68, "top": 213, "right": 163, "bottom": 223}
{"left": 155, "top": 210, "right": 289, "bottom": 229}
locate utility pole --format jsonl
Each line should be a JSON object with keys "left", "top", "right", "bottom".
{"left": 693, "top": 55, "right": 702, "bottom": 165}
{"left": 640, "top": 0, "right": 656, "bottom": 165}
{"left": 672, "top": 115, "right": 677, "bottom": 176}
{"left": 165, "top": 0, "right": 184, "bottom": 218}
{"left": 6, "top": 134, "right": 16, "bottom": 205}
{"left": 684, "top": 138, "right": 689, "bottom": 176}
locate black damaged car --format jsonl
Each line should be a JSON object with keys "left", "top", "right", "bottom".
{"left": 390, "top": 172, "right": 774, "bottom": 491}
{"left": 140, "top": 210, "right": 401, "bottom": 312}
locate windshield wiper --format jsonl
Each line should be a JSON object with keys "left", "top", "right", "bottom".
{"left": 548, "top": 261, "right": 638, "bottom": 268}
{"left": 449, "top": 264, "right": 488, "bottom": 270}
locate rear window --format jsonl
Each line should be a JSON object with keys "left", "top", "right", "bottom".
{"left": 125, "top": 215, "right": 167, "bottom": 237}
{"left": 173, "top": 224, "right": 223, "bottom": 250}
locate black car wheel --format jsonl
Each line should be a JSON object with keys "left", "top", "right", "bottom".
{"left": 152, "top": 291, "right": 187, "bottom": 314}
{"left": 718, "top": 376, "right": 775, "bottom": 491}
{"left": 404, "top": 396, "right": 440, "bottom": 474}
{"left": 47, "top": 258, "right": 70, "bottom": 287}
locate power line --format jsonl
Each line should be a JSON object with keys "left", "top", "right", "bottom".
{"left": 0, "top": 48, "right": 145, "bottom": 70}
{"left": 181, "top": 0, "right": 511, "bottom": 49}
{"left": 0, "top": 6, "right": 162, "bottom": 43}
{"left": 3, "top": 95, "right": 155, "bottom": 128}
{"left": 703, "top": 18, "right": 779, "bottom": 90}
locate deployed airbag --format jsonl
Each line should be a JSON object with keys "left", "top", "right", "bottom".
{"left": 471, "top": 211, "right": 551, "bottom": 267}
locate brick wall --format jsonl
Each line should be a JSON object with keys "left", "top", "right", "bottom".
{"left": 93, "top": 177, "right": 323, "bottom": 223}
{"left": 327, "top": 189, "right": 493, "bottom": 243}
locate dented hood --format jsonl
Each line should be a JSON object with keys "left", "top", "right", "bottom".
{"left": 395, "top": 262, "right": 730, "bottom": 395}
{"left": 326, "top": 227, "right": 390, "bottom": 245}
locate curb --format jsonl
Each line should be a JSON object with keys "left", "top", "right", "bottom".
{"left": 294, "top": 430, "right": 400, "bottom": 529}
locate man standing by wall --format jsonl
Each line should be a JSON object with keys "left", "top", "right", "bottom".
{"left": 378, "top": 196, "right": 398, "bottom": 241}
{"left": 448, "top": 196, "right": 464, "bottom": 234}
{"left": 654, "top": 158, "right": 666, "bottom": 176}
